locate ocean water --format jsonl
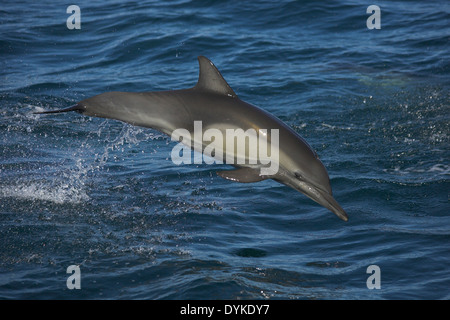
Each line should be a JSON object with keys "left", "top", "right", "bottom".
{"left": 0, "top": 0, "right": 449, "bottom": 300}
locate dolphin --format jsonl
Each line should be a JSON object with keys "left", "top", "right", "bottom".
{"left": 36, "top": 56, "right": 348, "bottom": 221}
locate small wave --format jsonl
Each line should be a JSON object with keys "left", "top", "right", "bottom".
{"left": 319, "top": 123, "right": 353, "bottom": 131}
{"left": 384, "top": 163, "right": 450, "bottom": 176}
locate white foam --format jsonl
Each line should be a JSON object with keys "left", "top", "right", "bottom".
{"left": 0, "top": 181, "right": 89, "bottom": 204}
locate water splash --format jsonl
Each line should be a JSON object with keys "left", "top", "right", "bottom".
{"left": 92, "top": 121, "right": 163, "bottom": 169}
{"left": 0, "top": 112, "right": 164, "bottom": 205}
{"left": 0, "top": 179, "right": 89, "bottom": 204}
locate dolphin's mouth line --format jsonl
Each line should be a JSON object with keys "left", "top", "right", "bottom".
{"left": 314, "top": 188, "right": 348, "bottom": 222}
{"left": 285, "top": 175, "right": 348, "bottom": 221}
{"left": 295, "top": 172, "right": 331, "bottom": 195}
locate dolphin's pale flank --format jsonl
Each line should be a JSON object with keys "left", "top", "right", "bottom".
{"left": 36, "top": 56, "right": 348, "bottom": 221}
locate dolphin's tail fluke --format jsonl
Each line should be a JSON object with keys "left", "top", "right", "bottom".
{"left": 34, "top": 104, "right": 85, "bottom": 115}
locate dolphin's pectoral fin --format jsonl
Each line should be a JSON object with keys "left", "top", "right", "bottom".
{"left": 216, "top": 167, "right": 267, "bottom": 183}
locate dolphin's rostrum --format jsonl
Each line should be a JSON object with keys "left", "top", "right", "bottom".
{"left": 37, "top": 56, "right": 348, "bottom": 221}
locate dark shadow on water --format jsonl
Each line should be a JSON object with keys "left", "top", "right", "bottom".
{"left": 234, "top": 248, "right": 267, "bottom": 258}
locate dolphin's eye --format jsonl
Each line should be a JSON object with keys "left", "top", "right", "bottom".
{"left": 295, "top": 172, "right": 303, "bottom": 180}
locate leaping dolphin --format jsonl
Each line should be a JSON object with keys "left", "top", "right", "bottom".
{"left": 36, "top": 56, "right": 348, "bottom": 221}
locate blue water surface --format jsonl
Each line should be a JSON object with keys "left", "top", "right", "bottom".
{"left": 0, "top": 0, "right": 449, "bottom": 299}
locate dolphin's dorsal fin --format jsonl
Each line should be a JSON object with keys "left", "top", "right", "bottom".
{"left": 194, "top": 56, "right": 237, "bottom": 98}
